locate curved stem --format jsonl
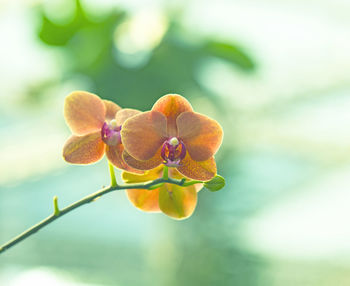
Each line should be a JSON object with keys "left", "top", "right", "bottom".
{"left": 0, "top": 176, "right": 190, "bottom": 255}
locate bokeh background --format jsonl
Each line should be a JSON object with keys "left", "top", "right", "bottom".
{"left": 1, "top": 0, "right": 350, "bottom": 285}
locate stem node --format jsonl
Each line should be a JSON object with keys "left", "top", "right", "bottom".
{"left": 53, "top": 196, "right": 60, "bottom": 216}
{"left": 108, "top": 161, "right": 118, "bottom": 187}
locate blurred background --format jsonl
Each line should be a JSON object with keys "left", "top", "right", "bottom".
{"left": 1, "top": 0, "right": 350, "bottom": 285}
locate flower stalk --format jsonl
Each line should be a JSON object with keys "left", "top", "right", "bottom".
{"left": 0, "top": 175, "right": 201, "bottom": 255}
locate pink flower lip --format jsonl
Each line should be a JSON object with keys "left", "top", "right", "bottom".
{"left": 161, "top": 137, "right": 186, "bottom": 167}
{"left": 101, "top": 121, "right": 121, "bottom": 146}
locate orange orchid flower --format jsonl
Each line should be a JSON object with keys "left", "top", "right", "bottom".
{"left": 123, "top": 165, "right": 202, "bottom": 219}
{"left": 121, "top": 94, "right": 223, "bottom": 180}
{"left": 62, "top": 91, "right": 140, "bottom": 171}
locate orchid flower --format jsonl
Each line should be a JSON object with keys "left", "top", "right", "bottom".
{"left": 62, "top": 91, "right": 140, "bottom": 172}
{"left": 121, "top": 94, "right": 223, "bottom": 180}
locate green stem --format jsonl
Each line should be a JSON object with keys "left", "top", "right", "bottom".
{"left": 183, "top": 180, "right": 203, "bottom": 187}
{"left": 0, "top": 176, "right": 194, "bottom": 255}
{"left": 108, "top": 161, "right": 117, "bottom": 187}
{"left": 162, "top": 166, "right": 169, "bottom": 180}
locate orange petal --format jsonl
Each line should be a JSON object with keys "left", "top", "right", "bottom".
{"left": 122, "top": 149, "right": 163, "bottom": 170}
{"left": 64, "top": 91, "right": 106, "bottom": 135}
{"left": 152, "top": 94, "right": 193, "bottom": 137}
{"left": 159, "top": 184, "right": 197, "bottom": 219}
{"left": 63, "top": 132, "right": 105, "bottom": 164}
{"left": 121, "top": 111, "right": 167, "bottom": 160}
{"left": 126, "top": 188, "right": 161, "bottom": 213}
{"left": 122, "top": 165, "right": 164, "bottom": 183}
{"left": 115, "top": 108, "right": 141, "bottom": 126}
{"left": 106, "top": 145, "right": 142, "bottom": 173}
{"left": 177, "top": 111, "right": 223, "bottom": 161}
{"left": 169, "top": 168, "right": 203, "bottom": 192}
{"left": 168, "top": 168, "right": 184, "bottom": 180}
{"left": 103, "top": 100, "right": 121, "bottom": 121}
{"left": 177, "top": 153, "right": 217, "bottom": 181}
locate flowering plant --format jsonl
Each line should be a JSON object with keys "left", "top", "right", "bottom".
{"left": 0, "top": 91, "right": 224, "bottom": 254}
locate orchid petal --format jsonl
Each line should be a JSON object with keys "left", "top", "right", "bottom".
{"left": 63, "top": 132, "right": 105, "bottom": 164}
{"left": 121, "top": 111, "right": 167, "bottom": 160}
{"left": 115, "top": 108, "right": 141, "bottom": 126}
{"left": 159, "top": 183, "right": 197, "bottom": 219}
{"left": 122, "top": 165, "right": 163, "bottom": 183}
{"left": 123, "top": 166, "right": 163, "bottom": 213}
{"left": 106, "top": 145, "right": 142, "bottom": 173}
{"left": 177, "top": 111, "right": 223, "bottom": 161}
{"left": 126, "top": 188, "right": 161, "bottom": 213}
{"left": 177, "top": 153, "right": 217, "bottom": 181}
{"left": 103, "top": 100, "right": 121, "bottom": 121}
{"left": 122, "top": 149, "right": 163, "bottom": 170}
{"left": 64, "top": 91, "right": 105, "bottom": 135}
{"left": 152, "top": 94, "right": 193, "bottom": 137}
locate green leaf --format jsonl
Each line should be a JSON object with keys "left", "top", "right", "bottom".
{"left": 204, "top": 175, "right": 225, "bottom": 192}
{"left": 203, "top": 40, "right": 255, "bottom": 71}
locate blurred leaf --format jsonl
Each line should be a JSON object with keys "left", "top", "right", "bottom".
{"left": 38, "top": 0, "right": 89, "bottom": 46}
{"left": 203, "top": 40, "right": 255, "bottom": 71}
{"left": 38, "top": 0, "right": 124, "bottom": 47}
{"left": 204, "top": 175, "right": 225, "bottom": 192}
{"left": 35, "top": 1, "right": 256, "bottom": 111}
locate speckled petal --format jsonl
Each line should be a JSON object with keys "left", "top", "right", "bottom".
{"left": 106, "top": 145, "right": 142, "bottom": 173}
{"left": 152, "top": 94, "right": 193, "bottom": 137}
{"left": 177, "top": 153, "right": 217, "bottom": 181}
{"left": 63, "top": 132, "right": 105, "bottom": 164}
{"left": 64, "top": 91, "right": 106, "bottom": 135}
{"left": 177, "top": 111, "right": 223, "bottom": 161}
{"left": 159, "top": 184, "right": 197, "bottom": 219}
{"left": 122, "top": 149, "right": 163, "bottom": 171}
{"left": 103, "top": 100, "right": 122, "bottom": 121}
{"left": 121, "top": 111, "right": 167, "bottom": 161}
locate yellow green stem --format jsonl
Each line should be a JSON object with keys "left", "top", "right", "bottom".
{"left": 108, "top": 161, "right": 117, "bottom": 187}
{"left": 53, "top": 196, "right": 60, "bottom": 216}
{"left": 0, "top": 174, "right": 202, "bottom": 255}
{"left": 162, "top": 166, "right": 169, "bottom": 180}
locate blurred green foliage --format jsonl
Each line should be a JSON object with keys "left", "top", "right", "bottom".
{"left": 36, "top": 0, "right": 254, "bottom": 110}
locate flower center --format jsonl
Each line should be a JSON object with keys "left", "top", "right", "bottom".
{"left": 101, "top": 119, "right": 121, "bottom": 146}
{"left": 161, "top": 137, "right": 186, "bottom": 167}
